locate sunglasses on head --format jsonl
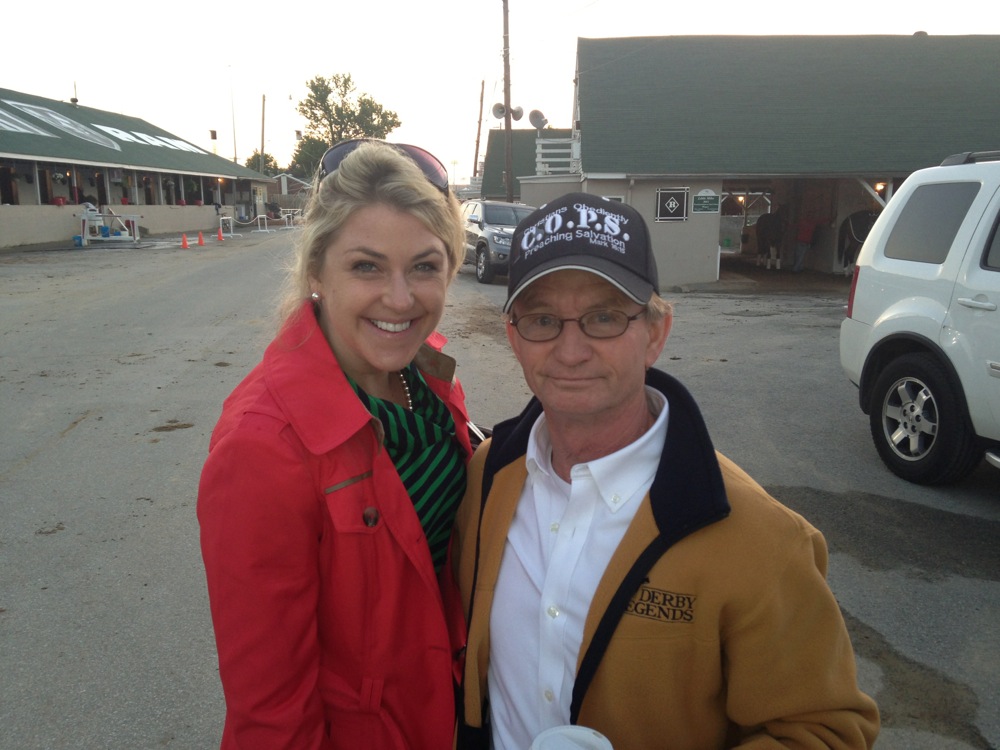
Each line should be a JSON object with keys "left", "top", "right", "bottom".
{"left": 318, "top": 138, "right": 450, "bottom": 194}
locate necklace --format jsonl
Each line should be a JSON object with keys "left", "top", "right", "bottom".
{"left": 397, "top": 369, "right": 412, "bottom": 410}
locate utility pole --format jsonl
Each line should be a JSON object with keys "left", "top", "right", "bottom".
{"left": 473, "top": 80, "right": 484, "bottom": 178}
{"left": 259, "top": 94, "right": 266, "bottom": 174}
{"left": 502, "top": 0, "right": 514, "bottom": 203}
{"left": 229, "top": 66, "right": 238, "bottom": 164}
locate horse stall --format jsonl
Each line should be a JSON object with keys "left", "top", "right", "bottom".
{"left": 721, "top": 179, "right": 887, "bottom": 276}
{"left": 719, "top": 190, "right": 779, "bottom": 260}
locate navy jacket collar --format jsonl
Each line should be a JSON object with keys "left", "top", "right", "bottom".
{"left": 483, "top": 367, "right": 730, "bottom": 541}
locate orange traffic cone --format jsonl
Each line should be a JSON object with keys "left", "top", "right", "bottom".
{"left": 197, "top": 231, "right": 205, "bottom": 246}
{"left": 181, "top": 233, "right": 189, "bottom": 249}
{"left": 216, "top": 226, "right": 225, "bottom": 241}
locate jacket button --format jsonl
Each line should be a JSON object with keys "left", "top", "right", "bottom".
{"left": 363, "top": 506, "right": 380, "bottom": 527}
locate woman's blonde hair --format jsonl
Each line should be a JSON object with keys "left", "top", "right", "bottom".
{"left": 276, "top": 142, "right": 464, "bottom": 325}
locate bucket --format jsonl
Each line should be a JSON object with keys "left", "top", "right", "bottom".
{"left": 530, "top": 726, "right": 613, "bottom": 750}
{"left": 72, "top": 235, "right": 83, "bottom": 247}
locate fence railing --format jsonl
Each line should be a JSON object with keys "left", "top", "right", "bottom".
{"left": 535, "top": 136, "right": 580, "bottom": 175}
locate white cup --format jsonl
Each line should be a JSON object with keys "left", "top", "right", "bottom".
{"left": 529, "top": 725, "right": 614, "bottom": 750}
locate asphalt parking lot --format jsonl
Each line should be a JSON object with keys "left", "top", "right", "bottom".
{"left": 1, "top": 234, "right": 996, "bottom": 749}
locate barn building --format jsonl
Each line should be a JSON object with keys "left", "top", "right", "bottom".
{"left": 0, "top": 88, "right": 270, "bottom": 248}
{"left": 481, "top": 34, "right": 1000, "bottom": 285}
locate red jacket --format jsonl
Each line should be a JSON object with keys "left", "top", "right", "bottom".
{"left": 199, "top": 302, "right": 473, "bottom": 749}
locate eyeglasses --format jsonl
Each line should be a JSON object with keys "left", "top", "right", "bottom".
{"left": 509, "top": 310, "right": 646, "bottom": 342}
{"left": 318, "top": 138, "right": 450, "bottom": 194}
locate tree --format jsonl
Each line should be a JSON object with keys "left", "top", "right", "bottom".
{"left": 288, "top": 135, "right": 329, "bottom": 180}
{"left": 245, "top": 150, "right": 280, "bottom": 177}
{"left": 297, "top": 74, "right": 401, "bottom": 146}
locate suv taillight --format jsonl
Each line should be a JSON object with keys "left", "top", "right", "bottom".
{"left": 846, "top": 266, "right": 860, "bottom": 318}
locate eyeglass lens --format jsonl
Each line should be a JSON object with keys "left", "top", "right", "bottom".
{"left": 513, "top": 311, "right": 642, "bottom": 341}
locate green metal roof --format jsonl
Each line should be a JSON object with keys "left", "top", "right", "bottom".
{"left": 480, "top": 127, "right": 573, "bottom": 199}
{"left": 576, "top": 35, "right": 1000, "bottom": 176}
{"left": 0, "top": 87, "right": 265, "bottom": 179}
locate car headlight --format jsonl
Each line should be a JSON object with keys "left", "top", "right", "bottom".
{"left": 492, "top": 233, "right": 512, "bottom": 247}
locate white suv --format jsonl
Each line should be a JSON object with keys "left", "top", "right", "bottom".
{"left": 840, "top": 150, "right": 1000, "bottom": 485}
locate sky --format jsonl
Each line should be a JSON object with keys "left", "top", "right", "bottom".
{"left": 6, "top": 0, "right": 997, "bottom": 184}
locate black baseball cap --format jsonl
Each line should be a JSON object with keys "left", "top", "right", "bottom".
{"left": 504, "top": 193, "right": 659, "bottom": 313}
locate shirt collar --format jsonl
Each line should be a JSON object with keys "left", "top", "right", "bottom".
{"left": 525, "top": 387, "right": 669, "bottom": 512}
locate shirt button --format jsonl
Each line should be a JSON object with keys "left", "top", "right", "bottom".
{"left": 611, "top": 493, "right": 621, "bottom": 504}
{"left": 547, "top": 605, "right": 560, "bottom": 618}
{"left": 550, "top": 522, "right": 559, "bottom": 533}
{"left": 543, "top": 689, "right": 554, "bottom": 702}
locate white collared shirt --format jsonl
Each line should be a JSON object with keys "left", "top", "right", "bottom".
{"left": 488, "top": 388, "right": 669, "bottom": 750}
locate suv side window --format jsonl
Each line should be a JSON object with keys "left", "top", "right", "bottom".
{"left": 986, "top": 217, "right": 1000, "bottom": 270}
{"left": 884, "top": 182, "right": 981, "bottom": 263}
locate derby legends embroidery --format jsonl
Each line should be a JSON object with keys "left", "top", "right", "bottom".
{"left": 626, "top": 585, "right": 695, "bottom": 623}
{"left": 518, "top": 201, "right": 630, "bottom": 259}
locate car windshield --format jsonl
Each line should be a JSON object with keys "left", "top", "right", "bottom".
{"left": 483, "top": 205, "right": 534, "bottom": 226}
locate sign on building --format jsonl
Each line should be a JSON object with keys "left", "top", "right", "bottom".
{"left": 656, "top": 187, "right": 689, "bottom": 221}
{"left": 692, "top": 188, "right": 721, "bottom": 214}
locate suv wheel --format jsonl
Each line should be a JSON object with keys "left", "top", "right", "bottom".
{"left": 476, "top": 246, "right": 495, "bottom": 284}
{"left": 868, "top": 353, "right": 981, "bottom": 485}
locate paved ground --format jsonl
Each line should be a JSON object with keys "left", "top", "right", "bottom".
{"left": 708, "top": 251, "right": 855, "bottom": 295}
{"left": 2, "top": 235, "right": 853, "bottom": 296}
{"left": 2, "top": 233, "right": 993, "bottom": 749}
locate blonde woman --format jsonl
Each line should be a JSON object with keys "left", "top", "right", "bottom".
{"left": 199, "top": 140, "right": 472, "bottom": 749}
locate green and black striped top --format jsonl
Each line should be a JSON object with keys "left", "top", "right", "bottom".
{"left": 350, "top": 364, "right": 467, "bottom": 571}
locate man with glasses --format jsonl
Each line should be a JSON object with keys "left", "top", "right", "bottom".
{"left": 452, "top": 193, "right": 878, "bottom": 749}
